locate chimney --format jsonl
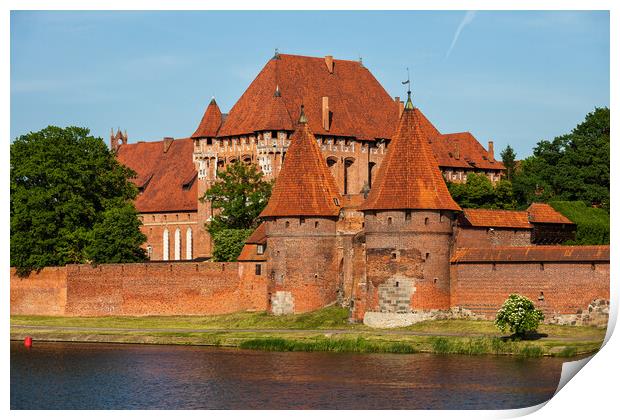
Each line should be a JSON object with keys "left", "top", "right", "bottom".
{"left": 455, "top": 142, "right": 460, "bottom": 160}
{"left": 163, "top": 137, "right": 174, "bottom": 153}
{"left": 396, "top": 97, "right": 404, "bottom": 118}
{"left": 324, "top": 55, "right": 334, "bottom": 74}
{"left": 322, "top": 96, "right": 330, "bottom": 131}
{"left": 488, "top": 140, "right": 495, "bottom": 162}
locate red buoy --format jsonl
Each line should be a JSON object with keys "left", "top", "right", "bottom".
{"left": 24, "top": 336, "right": 32, "bottom": 348}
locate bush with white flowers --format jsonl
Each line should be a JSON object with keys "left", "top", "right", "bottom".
{"left": 495, "top": 294, "right": 544, "bottom": 336}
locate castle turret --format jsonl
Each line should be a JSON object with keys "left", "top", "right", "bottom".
{"left": 358, "top": 91, "right": 461, "bottom": 314}
{"left": 260, "top": 105, "right": 343, "bottom": 314}
{"left": 192, "top": 97, "right": 222, "bottom": 140}
{"left": 192, "top": 97, "right": 223, "bottom": 258}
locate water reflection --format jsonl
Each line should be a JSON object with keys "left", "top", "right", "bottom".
{"left": 11, "top": 341, "right": 568, "bottom": 409}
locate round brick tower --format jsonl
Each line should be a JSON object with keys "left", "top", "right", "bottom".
{"left": 358, "top": 92, "right": 462, "bottom": 312}
{"left": 259, "top": 106, "right": 343, "bottom": 314}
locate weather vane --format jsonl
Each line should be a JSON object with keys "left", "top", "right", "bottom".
{"left": 401, "top": 67, "right": 411, "bottom": 96}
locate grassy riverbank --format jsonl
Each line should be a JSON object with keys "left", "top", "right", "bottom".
{"left": 11, "top": 307, "right": 606, "bottom": 357}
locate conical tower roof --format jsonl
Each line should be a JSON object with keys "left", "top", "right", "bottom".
{"left": 260, "top": 107, "right": 342, "bottom": 218}
{"left": 360, "top": 93, "right": 461, "bottom": 212}
{"left": 255, "top": 86, "right": 294, "bottom": 131}
{"left": 191, "top": 98, "right": 222, "bottom": 138}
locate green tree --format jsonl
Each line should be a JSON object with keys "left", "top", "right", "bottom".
{"left": 512, "top": 107, "right": 609, "bottom": 208}
{"left": 500, "top": 144, "right": 517, "bottom": 181}
{"left": 211, "top": 228, "right": 255, "bottom": 262}
{"left": 202, "top": 161, "right": 272, "bottom": 233}
{"left": 84, "top": 199, "right": 147, "bottom": 263}
{"left": 495, "top": 294, "right": 544, "bottom": 337}
{"left": 448, "top": 173, "right": 516, "bottom": 209}
{"left": 11, "top": 126, "right": 146, "bottom": 273}
{"left": 202, "top": 161, "right": 272, "bottom": 261}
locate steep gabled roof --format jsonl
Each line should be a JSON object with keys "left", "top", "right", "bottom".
{"left": 451, "top": 245, "right": 609, "bottom": 263}
{"left": 218, "top": 54, "right": 400, "bottom": 140}
{"left": 360, "top": 97, "right": 461, "bottom": 212}
{"left": 192, "top": 98, "right": 222, "bottom": 138}
{"left": 116, "top": 138, "right": 197, "bottom": 213}
{"left": 430, "top": 132, "right": 505, "bottom": 171}
{"left": 527, "top": 203, "right": 574, "bottom": 224}
{"left": 260, "top": 107, "right": 342, "bottom": 217}
{"left": 460, "top": 209, "right": 532, "bottom": 229}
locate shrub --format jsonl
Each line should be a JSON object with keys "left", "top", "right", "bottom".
{"left": 549, "top": 201, "right": 609, "bottom": 245}
{"left": 495, "top": 294, "right": 544, "bottom": 337}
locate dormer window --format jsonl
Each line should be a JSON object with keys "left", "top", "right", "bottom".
{"left": 257, "top": 244, "right": 265, "bottom": 255}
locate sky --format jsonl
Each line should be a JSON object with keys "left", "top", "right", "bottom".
{"left": 10, "top": 10, "right": 609, "bottom": 158}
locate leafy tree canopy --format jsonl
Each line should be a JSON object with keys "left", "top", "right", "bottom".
{"left": 512, "top": 107, "right": 609, "bottom": 209}
{"left": 500, "top": 144, "right": 517, "bottom": 181}
{"left": 211, "top": 228, "right": 255, "bottom": 262}
{"left": 202, "top": 161, "right": 272, "bottom": 234}
{"left": 495, "top": 294, "right": 544, "bottom": 337}
{"left": 201, "top": 161, "right": 272, "bottom": 261}
{"left": 448, "top": 173, "right": 517, "bottom": 210}
{"left": 11, "top": 126, "right": 146, "bottom": 273}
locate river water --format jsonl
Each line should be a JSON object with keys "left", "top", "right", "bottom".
{"left": 11, "top": 341, "right": 570, "bottom": 409}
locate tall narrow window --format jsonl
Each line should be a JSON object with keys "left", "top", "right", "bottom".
{"left": 174, "top": 228, "right": 181, "bottom": 260}
{"left": 344, "top": 158, "right": 354, "bottom": 195}
{"left": 146, "top": 245, "right": 153, "bottom": 260}
{"left": 162, "top": 229, "right": 169, "bottom": 261}
{"left": 368, "top": 162, "right": 376, "bottom": 188}
{"left": 186, "top": 228, "right": 193, "bottom": 260}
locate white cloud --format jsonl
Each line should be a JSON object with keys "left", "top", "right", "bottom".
{"left": 446, "top": 11, "right": 477, "bottom": 59}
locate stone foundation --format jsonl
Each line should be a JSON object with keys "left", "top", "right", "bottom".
{"left": 364, "top": 306, "right": 483, "bottom": 328}
{"left": 271, "top": 291, "right": 295, "bottom": 315}
{"left": 547, "top": 299, "right": 610, "bottom": 327}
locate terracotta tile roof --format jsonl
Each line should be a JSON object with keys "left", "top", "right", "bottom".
{"left": 116, "top": 138, "right": 197, "bottom": 213}
{"left": 430, "top": 132, "right": 505, "bottom": 171}
{"left": 451, "top": 245, "right": 609, "bottom": 263}
{"left": 260, "top": 109, "right": 342, "bottom": 217}
{"left": 191, "top": 98, "right": 222, "bottom": 138}
{"left": 245, "top": 222, "right": 267, "bottom": 244}
{"left": 254, "top": 88, "right": 293, "bottom": 132}
{"left": 218, "top": 54, "right": 400, "bottom": 140}
{"left": 360, "top": 102, "right": 461, "bottom": 212}
{"left": 238, "top": 243, "right": 267, "bottom": 262}
{"left": 460, "top": 209, "right": 532, "bottom": 229}
{"left": 528, "top": 203, "right": 574, "bottom": 224}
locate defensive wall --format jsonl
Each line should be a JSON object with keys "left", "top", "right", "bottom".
{"left": 450, "top": 246, "right": 610, "bottom": 319}
{"left": 10, "top": 245, "right": 609, "bottom": 321}
{"left": 10, "top": 262, "right": 268, "bottom": 316}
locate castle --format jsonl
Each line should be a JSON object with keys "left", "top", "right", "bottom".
{"left": 111, "top": 53, "right": 505, "bottom": 261}
{"left": 11, "top": 53, "right": 608, "bottom": 323}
